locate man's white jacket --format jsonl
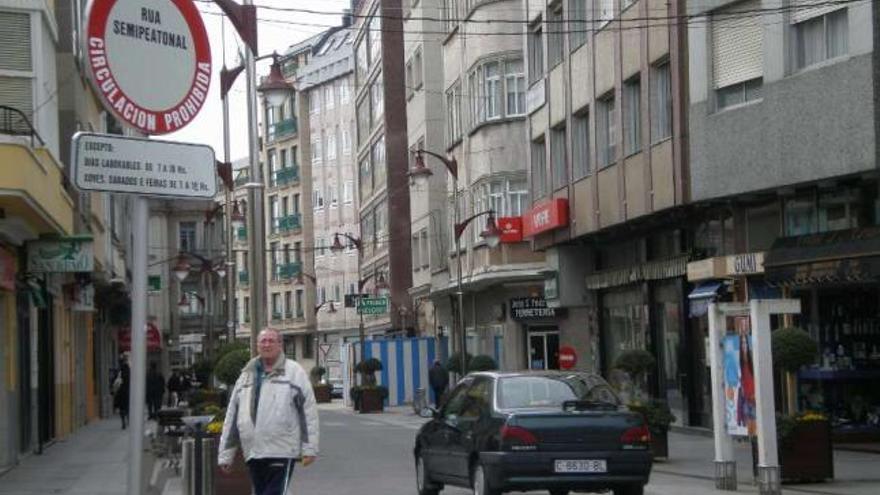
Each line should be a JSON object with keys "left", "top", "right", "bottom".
{"left": 218, "top": 353, "right": 319, "bottom": 465}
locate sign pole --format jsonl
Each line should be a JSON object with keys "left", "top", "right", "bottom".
{"left": 127, "top": 196, "right": 149, "bottom": 495}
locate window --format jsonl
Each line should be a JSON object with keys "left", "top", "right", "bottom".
{"left": 572, "top": 110, "right": 590, "bottom": 179}
{"left": 531, "top": 138, "right": 547, "bottom": 198}
{"left": 270, "top": 242, "right": 280, "bottom": 278}
{"left": 528, "top": 22, "right": 544, "bottom": 84}
{"left": 268, "top": 150, "right": 278, "bottom": 186}
{"left": 624, "top": 76, "right": 641, "bottom": 156}
{"left": 311, "top": 138, "right": 322, "bottom": 165}
{"left": 325, "top": 85, "right": 335, "bottom": 109}
{"left": 359, "top": 156, "right": 373, "bottom": 200}
{"left": 598, "top": 94, "right": 616, "bottom": 166}
{"left": 598, "top": 0, "right": 614, "bottom": 28}
{"left": 372, "top": 136, "right": 387, "bottom": 191}
{"left": 443, "top": 0, "right": 459, "bottom": 33}
{"left": 406, "top": 59, "right": 414, "bottom": 98}
{"left": 280, "top": 149, "right": 288, "bottom": 169}
{"left": 446, "top": 82, "right": 462, "bottom": 145}
{"left": 344, "top": 181, "right": 354, "bottom": 204}
{"left": 269, "top": 196, "right": 279, "bottom": 233}
{"left": 272, "top": 293, "right": 282, "bottom": 320}
{"left": 569, "top": 0, "right": 588, "bottom": 50}
{"left": 330, "top": 182, "right": 339, "bottom": 208}
{"left": 713, "top": 1, "right": 763, "bottom": 108}
{"left": 244, "top": 297, "right": 250, "bottom": 322}
{"left": 309, "top": 91, "right": 320, "bottom": 114}
{"left": 290, "top": 145, "right": 298, "bottom": 166}
{"left": 179, "top": 222, "right": 196, "bottom": 251}
{"left": 485, "top": 62, "right": 501, "bottom": 120}
{"left": 355, "top": 36, "right": 368, "bottom": 85}
{"left": 342, "top": 127, "right": 351, "bottom": 155}
{"left": 505, "top": 60, "right": 526, "bottom": 116}
{"left": 420, "top": 230, "right": 429, "bottom": 268}
{"left": 357, "top": 96, "right": 371, "bottom": 145}
{"left": 413, "top": 49, "right": 423, "bottom": 89}
{"left": 284, "top": 291, "right": 293, "bottom": 318}
{"left": 508, "top": 179, "right": 529, "bottom": 216}
{"left": 548, "top": 2, "right": 564, "bottom": 68}
{"left": 794, "top": 8, "right": 848, "bottom": 69}
{"left": 412, "top": 234, "right": 420, "bottom": 271}
{"left": 651, "top": 62, "right": 672, "bottom": 142}
{"left": 315, "top": 237, "right": 325, "bottom": 257}
{"left": 369, "top": 15, "right": 382, "bottom": 67}
{"left": 551, "top": 125, "right": 568, "bottom": 189}
{"left": 371, "top": 77, "right": 384, "bottom": 124}
{"left": 313, "top": 188, "right": 324, "bottom": 210}
{"left": 293, "top": 193, "right": 301, "bottom": 213}
{"left": 296, "top": 290, "right": 304, "bottom": 317}
{"left": 340, "top": 77, "right": 351, "bottom": 103}
{"left": 294, "top": 242, "right": 302, "bottom": 262}
{"left": 327, "top": 131, "right": 337, "bottom": 160}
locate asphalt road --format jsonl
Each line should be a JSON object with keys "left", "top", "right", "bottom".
{"left": 288, "top": 404, "right": 748, "bottom": 495}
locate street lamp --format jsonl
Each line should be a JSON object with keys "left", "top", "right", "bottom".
{"left": 172, "top": 256, "right": 191, "bottom": 282}
{"left": 258, "top": 53, "right": 293, "bottom": 107}
{"left": 409, "top": 150, "right": 500, "bottom": 377}
{"left": 214, "top": 0, "right": 294, "bottom": 355}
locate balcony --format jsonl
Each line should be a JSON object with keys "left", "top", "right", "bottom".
{"left": 270, "top": 214, "right": 301, "bottom": 236}
{"left": 276, "top": 261, "right": 302, "bottom": 281}
{"left": 236, "top": 226, "right": 247, "bottom": 241}
{"left": 271, "top": 312, "right": 283, "bottom": 322}
{"left": 268, "top": 118, "right": 297, "bottom": 143}
{"left": 274, "top": 166, "right": 300, "bottom": 187}
{"left": 238, "top": 271, "right": 249, "bottom": 285}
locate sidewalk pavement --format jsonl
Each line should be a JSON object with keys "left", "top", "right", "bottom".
{"left": 0, "top": 418, "right": 158, "bottom": 495}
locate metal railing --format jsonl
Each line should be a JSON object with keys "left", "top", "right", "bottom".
{"left": 276, "top": 214, "right": 302, "bottom": 233}
{"left": 0, "top": 105, "right": 44, "bottom": 148}
{"left": 276, "top": 261, "right": 302, "bottom": 280}
{"left": 274, "top": 166, "right": 299, "bottom": 186}
{"left": 273, "top": 118, "right": 297, "bottom": 139}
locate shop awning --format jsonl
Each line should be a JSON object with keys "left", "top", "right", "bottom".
{"left": 687, "top": 281, "right": 726, "bottom": 318}
{"left": 764, "top": 227, "right": 880, "bottom": 286}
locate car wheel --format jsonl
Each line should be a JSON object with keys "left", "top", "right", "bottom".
{"left": 472, "top": 463, "right": 500, "bottom": 495}
{"left": 415, "top": 454, "right": 440, "bottom": 495}
{"left": 613, "top": 484, "right": 644, "bottom": 495}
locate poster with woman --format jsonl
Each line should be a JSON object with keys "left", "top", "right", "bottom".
{"left": 723, "top": 316, "right": 757, "bottom": 436}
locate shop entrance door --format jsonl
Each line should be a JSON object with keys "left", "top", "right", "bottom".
{"left": 528, "top": 328, "right": 559, "bottom": 370}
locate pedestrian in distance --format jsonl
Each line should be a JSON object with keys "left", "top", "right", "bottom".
{"left": 146, "top": 362, "right": 165, "bottom": 419}
{"left": 112, "top": 356, "right": 130, "bottom": 429}
{"left": 167, "top": 370, "right": 182, "bottom": 407}
{"left": 218, "top": 329, "right": 319, "bottom": 495}
{"left": 428, "top": 359, "right": 449, "bottom": 407}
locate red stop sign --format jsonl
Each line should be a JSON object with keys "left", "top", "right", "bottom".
{"left": 558, "top": 345, "right": 577, "bottom": 369}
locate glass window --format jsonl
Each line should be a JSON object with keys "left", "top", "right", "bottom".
{"left": 357, "top": 95, "right": 371, "bottom": 145}
{"left": 311, "top": 137, "right": 321, "bottom": 166}
{"left": 572, "top": 111, "right": 590, "bottom": 179}
{"left": 327, "top": 130, "right": 337, "bottom": 160}
{"left": 179, "top": 222, "right": 196, "bottom": 251}
{"left": 651, "top": 62, "right": 672, "bottom": 142}
{"left": 340, "top": 77, "right": 350, "bottom": 103}
{"left": 284, "top": 291, "right": 292, "bottom": 318}
{"left": 569, "top": 0, "right": 588, "bottom": 50}
{"left": 505, "top": 59, "right": 526, "bottom": 116}
{"left": 795, "top": 9, "right": 848, "bottom": 69}
{"left": 296, "top": 290, "right": 304, "bottom": 317}
{"left": 785, "top": 195, "right": 817, "bottom": 236}
{"left": 309, "top": 91, "right": 320, "bottom": 114}
{"left": 369, "top": 15, "right": 382, "bottom": 66}
{"left": 344, "top": 181, "right": 354, "bottom": 204}
{"left": 498, "top": 374, "right": 619, "bottom": 409}
{"left": 598, "top": 0, "right": 614, "bottom": 27}
{"left": 372, "top": 135, "right": 386, "bottom": 191}
{"left": 548, "top": 2, "right": 564, "bottom": 68}
{"left": 371, "top": 76, "right": 384, "bottom": 124}
{"left": 528, "top": 22, "right": 544, "bottom": 84}
{"left": 598, "top": 94, "right": 616, "bottom": 166}
{"left": 485, "top": 62, "right": 501, "bottom": 120}
{"left": 420, "top": 230, "right": 429, "bottom": 268}
{"left": 359, "top": 156, "right": 373, "bottom": 201}
{"left": 355, "top": 36, "right": 368, "bottom": 85}
{"left": 531, "top": 138, "right": 547, "bottom": 198}
{"left": 602, "top": 289, "right": 649, "bottom": 392}
{"left": 325, "top": 85, "right": 334, "bottom": 109}
{"left": 624, "top": 76, "right": 641, "bottom": 156}
{"left": 551, "top": 125, "right": 568, "bottom": 189}
{"left": 508, "top": 179, "right": 529, "bottom": 216}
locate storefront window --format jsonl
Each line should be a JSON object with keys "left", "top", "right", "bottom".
{"left": 602, "top": 289, "right": 648, "bottom": 397}
{"left": 746, "top": 202, "right": 780, "bottom": 251}
{"left": 695, "top": 209, "right": 734, "bottom": 257}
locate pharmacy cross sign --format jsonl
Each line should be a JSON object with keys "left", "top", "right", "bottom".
{"left": 85, "top": 0, "right": 211, "bottom": 134}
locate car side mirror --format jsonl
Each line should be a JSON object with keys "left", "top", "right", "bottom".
{"left": 419, "top": 406, "right": 439, "bottom": 419}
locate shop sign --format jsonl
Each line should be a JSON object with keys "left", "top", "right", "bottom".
{"left": 0, "top": 249, "right": 15, "bottom": 291}
{"left": 85, "top": 0, "right": 212, "bottom": 134}
{"left": 510, "top": 297, "right": 562, "bottom": 320}
{"left": 726, "top": 252, "right": 764, "bottom": 276}
{"left": 523, "top": 199, "right": 569, "bottom": 238}
{"left": 148, "top": 275, "right": 162, "bottom": 292}
{"left": 119, "top": 323, "right": 162, "bottom": 352}
{"left": 498, "top": 216, "right": 523, "bottom": 243}
{"left": 72, "top": 284, "right": 95, "bottom": 312}
{"left": 27, "top": 238, "right": 94, "bottom": 273}
{"left": 687, "top": 252, "right": 765, "bottom": 281}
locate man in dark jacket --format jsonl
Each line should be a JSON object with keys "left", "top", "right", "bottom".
{"left": 428, "top": 360, "right": 449, "bottom": 407}
{"left": 146, "top": 363, "right": 165, "bottom": 419}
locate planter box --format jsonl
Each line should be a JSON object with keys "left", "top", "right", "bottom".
{"left": 359, "top": 388, "right": 384, "bottom": 414}
{"left": 213, "top": 449, "right": 251, "bottom": 494}
{"left": 313, "top": 385, "right": 332, "bottom": 403}
{"left": 650, "top": 429, "right": 669, "bottom": 459}
{"left": 780, "top": 420, "right": 834, "bottom": 483}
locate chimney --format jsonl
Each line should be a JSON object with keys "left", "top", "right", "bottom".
{"left": 342, "top": 9, "right": 352, "bottom": 27}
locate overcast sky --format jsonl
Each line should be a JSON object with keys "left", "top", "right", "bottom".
{"left": 165, "top": 0, "right": 351, "bottom": 164}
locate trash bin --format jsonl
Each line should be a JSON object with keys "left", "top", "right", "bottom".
{"left": 413, "top": 387, "right": 427, "bottom": 414}
{"left": 182, "top": 436, "right": 214, "bottom": 495}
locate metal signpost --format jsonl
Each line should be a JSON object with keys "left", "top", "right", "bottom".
{"left": 80, "top": 2, "right": 212, "bottom": 494}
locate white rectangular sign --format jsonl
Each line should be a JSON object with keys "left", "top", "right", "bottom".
{"left": 71, "top": 132, "right": 217, "bottom": 198}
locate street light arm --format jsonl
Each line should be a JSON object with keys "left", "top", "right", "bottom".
{"left": 212, "top": 0, "right": 258, "bottom": 54}
{"left": 454, "top": 210, "right": 495, "bottom": 240}
{"left": 220, "top": 64, "right": 245, "bottom": 100}
{"left": 418, "top": 149, "right": 458, "bottom": 180}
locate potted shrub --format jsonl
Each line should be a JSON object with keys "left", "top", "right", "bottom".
{"left": 614, "top": 349, "right": 655, "bottom": 402}
{"left": 310, "top": 366, "right": 332, "bottom": 403}
{"left": 468, "top": 355, "right": 498, "bottom": 372}
{"left": 444, "top": 352, "right": 474, "bottom": 375}
{"left": 354, "top": 358, "right": 386, "bottom": 413}
{"left": 771, "top": 328, "right": 829, "bottom": 482}
{"left": 628, "top": 400, "right": 675, "bottom": 459}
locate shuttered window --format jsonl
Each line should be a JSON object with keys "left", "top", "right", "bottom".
{"left": 0, "top": 11, "right": 32, "bottom": 71}
{"left": 712, "top": 0, "right": 763, "bottom": 89}
{"left": 790, "top": 0, "right": 841, "bottom": 24}
{"left": 0, "top": 76, "right": 34, "bottom": 124}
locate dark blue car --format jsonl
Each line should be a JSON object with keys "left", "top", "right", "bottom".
{"left": 414, "top": 371, "right": 652, "bottom": 495}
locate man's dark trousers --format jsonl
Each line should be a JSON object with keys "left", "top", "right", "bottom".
{"left": 432, "top": 387, "right": 444, "bottom": 407}
{"left": 247, "top": 458, "right": 296, "bottom": 495}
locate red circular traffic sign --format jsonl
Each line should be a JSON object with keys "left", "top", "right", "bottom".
{"left": 558, "top": 346, "right": 577, "bottom": 370}
{"left": 85, "top": 0, "right": 212, "bottom": 135}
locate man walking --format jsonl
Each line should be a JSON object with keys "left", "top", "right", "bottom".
{"left": 146, "top": 363, "right": 165, "bottom": 419}
{"left": 428, "top": 360, "right": 449, "bottom": 407}
{"left": 218, "top": 329, "right": 319, "bottom": 495}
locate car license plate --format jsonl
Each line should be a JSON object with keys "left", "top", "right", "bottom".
{"left": 554, "top": 459, "right": 607, "bottom": 473}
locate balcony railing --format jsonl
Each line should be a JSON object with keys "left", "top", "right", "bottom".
{"left": 267, "top": 118, "right": 297, "bottom": 143}
{"left": 0, "top": 105, "right": 44, "bottom": 148}
{"left": 277, "top": 214, "right": 302, "bottom": 234}
{"left": 238, "top": 271, "right": 249, "bottom": 284}
{"left": 276, "top": 261, "right": 302, "bottom": 280}
{"left": 274, "top": 166, "right": 300, "bottom": 187}
{"left": 271, "top": 312, "right": 283, "bottom": 322}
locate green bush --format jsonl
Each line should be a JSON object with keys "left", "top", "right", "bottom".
{"left": 772, "top": 327, "right": 817, "bottom": 372}
{"left": 213, "top": 341, "right": 249, "bottom": 367}
{"left": 628, "top": 400, "right": 676, "bottom": 433}
{"left": 469, "top": 355, "right": 498, "bottom": 372}
{"left": 614, "top": 350, "right": 656, "bottom": 380}
{"left": 189, "top": 389, "right": 223, "bottom": 413}
{"left": 215, "top": 349, "right": 251, "bottom": 386}
{"left": 355, "top": 358, "right": 383, "bottom": 375}
{"left": 445, "top": 352, "right": 475, "bottom": 375}
{"left": 192, "top": 359, "right": 214, "bottom": 386}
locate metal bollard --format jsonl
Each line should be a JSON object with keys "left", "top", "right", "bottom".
{"left": 413, "top": 387, "right": 427, "bottom": 414}
{"left": 182, "top": 436, "right": 215, "bottom": 495}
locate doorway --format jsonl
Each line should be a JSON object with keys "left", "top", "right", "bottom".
{"left": 527, "top": 328, "right": 559, "bottom": 370}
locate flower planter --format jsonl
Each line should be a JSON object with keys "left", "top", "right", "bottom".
{"left": 213, "top": 451, "right": 251, "bottom": 495}
{"left": 359, "top": 388, "right": 384, "bottom": 414}
{"left": 650, "top": 429, "right": 669, "bottom": 460}
{"left": 313, "top": 385, "right": 332, "bottom": 403}
{"left": 780, "top": 420, "right": 834, "bottom": 483}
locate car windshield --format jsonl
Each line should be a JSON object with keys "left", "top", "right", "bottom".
{"left": 497, "top": 374, "right": 620, "bottom": 409}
